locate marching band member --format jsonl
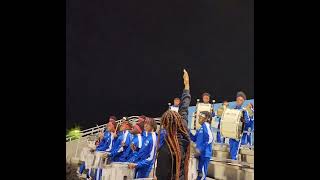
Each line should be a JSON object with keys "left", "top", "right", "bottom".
{"left": 137, "top": 115, "right": 147, "bottom": 138}
{"left": 216, "top": 101, "right": 229, "bottom": 143}
{"left": 93, "top": 119, "right": 118, "bottom": 180}
{"left": 109, "top": 120, "right": 132, "bottom": 162}
{"left": 78, "top": 117, "right": 117, "bottom": 179}
{"left": 228, "top": 91, "right": 251, "bottom": 162}
{"left": 189, "top": 111, "right": 213, "bottom": 180}
{"left": 241, "top": 103, "right": 254, "bottom": 146}
{"left": 156, "top": 69, "right": 191, "bottom": 180}
{"left": 169, "top": 97, "right": 181, "bottom": 112}
{"left": 201, "top": 92, "right": 216, "bottom": 118}
{"left": 118, "top": 122, "right": 144, "bottom": 162}
{"left": 128, "top": 118, "right": 158, "bottom": 178}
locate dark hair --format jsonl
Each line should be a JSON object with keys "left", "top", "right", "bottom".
{"left": 200, "top": 111, "right": 212, "bottom": 123}
{"left": 109, "top": 116, "right": 117, "bottom": 121}
{"left": 236, "top": 91, "right": 247, "bottom": 100}
{"left": 202, "top": 92, "right": 211, "bottom": 98}
{"left": 66, "top": 162, "right": 79, "bottom": 180}
{"left": 174, "top": 97, "right": 181, "bottom": 101}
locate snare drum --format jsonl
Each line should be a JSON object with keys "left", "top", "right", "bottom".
{"left": 85, "top": 152, "right": 95, "bottom": 169}
{"left": 80, "top": 147, "right": 91, "bottom": 162}
{"left": 92, "top": 151, "right": 107, "bottom": 169}
{"left": 111, "top": 162, "right": 135, "bottom": 180}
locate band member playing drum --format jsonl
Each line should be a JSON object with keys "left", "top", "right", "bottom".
{"left": 118, "top": 122, "right": 144, "bottom": 162}
{"left": 241, "top": 103, "right": 254, "bottom": 146}
{"left": 189, "top": 111, "right": 213, "bottom": 180}
{"left": 78, "top": 116, "right": 117, "bottom": 179}
{"left": 216, "top": 101, "right": 229, "bottom": 143}
{"left": 108, "top": 120, "right": 132, "bottom": 162}
{"left": 202, "top": 92, "right": 215, "bottom": 119}
{"left": 169, "top": 97, "right": 181, "bottom": 112}
{"left": 128, "top": 118, "right": 158, "bottom": 178}
{"left": 228, "top": 91, "right": 251, "bottom": 162}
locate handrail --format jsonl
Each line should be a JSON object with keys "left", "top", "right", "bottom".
{"left": 66, "top": 116, "right": 161, "bottom": 142}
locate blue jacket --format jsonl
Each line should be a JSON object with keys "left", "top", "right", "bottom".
{"left": 96, "top": 131, "right": 112, "bottom": 151}
{"left": 135, "top": 132, "right": 157, "bottom": 170}
{"left": 119, "top": 133, "right": 143, "bottom": 162}
{"left": 190, "top": 122, "right": 213, "bottom": 158}
{"left": 110, "top": 130, "right": 132, "bottom": 161}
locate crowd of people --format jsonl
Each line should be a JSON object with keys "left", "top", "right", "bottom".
{"left": 74, "top": 69, "right": 254, "bottom": 180}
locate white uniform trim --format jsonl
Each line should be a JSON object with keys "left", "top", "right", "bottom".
{"left": 204, "top": 122, "right": 213, "bottom": 144}
{"left": 137, "top": 134, "right": 142, "bottom": 148}
{"left": 146, "top": 132, "right": 157, "bottom": 161}
{"left": 201, "top": 165, "right": 205, "bottom": 180}
{"left": 105, "top": 133, "right": 114, "bottom": 151}
{"left": 118, "top": 130, "right": 129, "bottom": 153}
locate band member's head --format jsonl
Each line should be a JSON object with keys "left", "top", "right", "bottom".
{"left": 109, "top": 116, "right": 117, "bottom": 122}
{"left": 159, "top": 110, "right": 190, "bottom": 179}
{"left": 106, "top": 116, "right": 117, "bottom": 129}
{"left": 138, "top": 115, "right": 146, "bottom": 124}
{"left": 199, "top": 111, "right": 212, "bottom": 125}
{"left": 236, "top": 91, "right": 247, "bottom": 106}
{"left": 144, "top": 117, "right": 156, "bottom": 132}
{"left": 107, "top": 119, "right": 117, "bottom": 132}
{"left": 222, "top": 100, "right": 229, "bottom": 107}
{"left": 120, "top": 121, "right": 132, "bottom": 132}
{"left": 202, "top": 92, "right": 211, "bottom": 103}
{"left": 130, "top": 122, "right": 144, "bottom": 135}
{"left": 173, "top": 97, "right": 181, "bottom": 106}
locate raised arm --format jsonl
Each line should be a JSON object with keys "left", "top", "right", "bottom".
{"left": 179, "top": 69, "right": 191, "bottom": 127}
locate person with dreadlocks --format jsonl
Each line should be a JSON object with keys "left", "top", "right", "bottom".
{"left": 156, "top": 69, "right": 191, "bottom": 180}
{"left": 128, "top": 117, "right": 158, "bottom": 178}
{"left": 118, "top": 122, "right": 144, "bottom": 162}
{"left": 108, "top": 119, "right": 132, "bottom": 162}
{"left": 189, "top": 111, "right": 213, "bottom": 180}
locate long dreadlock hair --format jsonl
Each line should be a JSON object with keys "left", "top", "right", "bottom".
{"left": 157, "top": 110, "right": 191, "bottom": 180}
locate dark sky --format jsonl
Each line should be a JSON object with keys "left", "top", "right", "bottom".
{"left": 66, "top": 0, "right": 254, "bottom": 130}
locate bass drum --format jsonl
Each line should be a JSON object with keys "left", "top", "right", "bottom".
{"left": 220, "top": 108, "right": 244, "bottom": 141}
{"left": 191, "top": 102, "right": 213, "bottom": 130}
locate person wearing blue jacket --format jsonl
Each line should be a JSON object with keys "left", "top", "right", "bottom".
{"left": 118, "top": 122, "right": 144, "bottom": 162}
{"left": 241, "top": 103, "right": 254, "bottom": 146}
{"left": 128, "top": 117, "right": 158, "bottom": 178}
{"left": 190, "top": 111, "right": 213, "bottom": 180}
{"left": 229, "top": 91, "right": 251, "bottom": 162}
{"left": 216, "top": 101, "right": 229, "bottom": 144}
{"left": 109, "top": 121, "right": 132, "bottom": 162}
{"left": 93, "top": 119, "right": 118, "bottom": 180}
{"left": 78, "top": 118, "right": 117, "bottom": 179}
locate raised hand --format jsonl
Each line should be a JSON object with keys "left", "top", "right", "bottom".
{"left": 183, "top": 69, "right": 190, "bottom": 90}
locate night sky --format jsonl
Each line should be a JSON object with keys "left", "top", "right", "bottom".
{"left": 66, "top": 0, "right": 254, "bottom": 130}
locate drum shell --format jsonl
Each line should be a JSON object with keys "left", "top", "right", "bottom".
{"left": 220, "top": 109, "right": 243, "bottom": 140}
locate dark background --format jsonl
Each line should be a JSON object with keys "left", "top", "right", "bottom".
{"left": 66, "top": 0, "right": 254, "bottom": 130}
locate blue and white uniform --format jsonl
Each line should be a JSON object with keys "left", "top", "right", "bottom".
{"left": 241, "top": 107, "right": 254, "bottom": 146}
{"left": 130, "top": 132, "right": 157, "bottom": 178}
{"left": 190, "top": 122, "right": 213, "bottom": 180}
{"left": 94, "top": 132, "right": 116, "bottom": 180}
{"left": 118, "top": 133, "right": 143, "bottom": 162}
{"left": 229, "top": 105, "right": 251, "bottom": 160}
{"left": 110, "top": 130, "right": 132, "bottom": 162}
